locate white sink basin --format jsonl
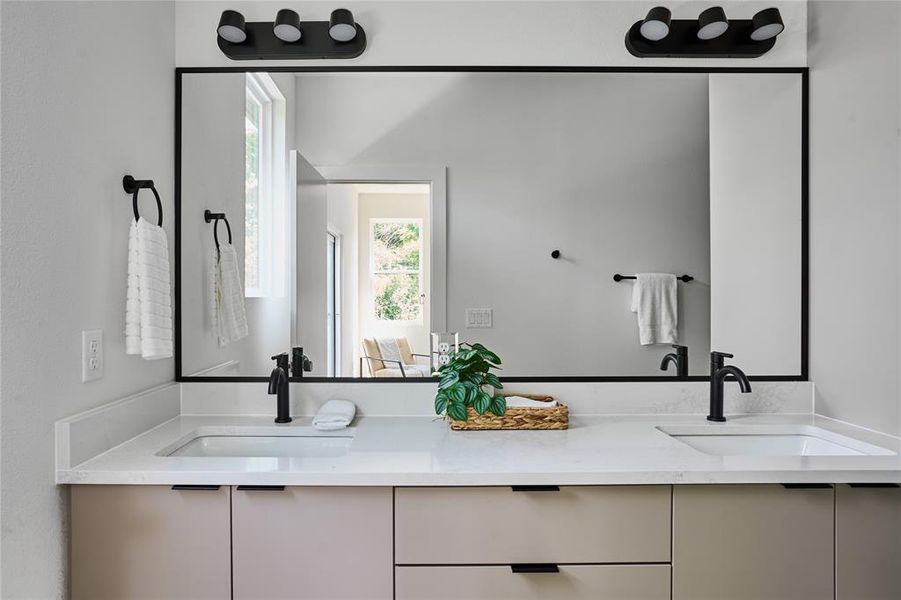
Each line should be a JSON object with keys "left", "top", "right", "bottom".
{"left": 159, "top": 427, "right": 353, "bottom": 458}
{"left": 658, "top": 425, "right": 896, "bottom": 457}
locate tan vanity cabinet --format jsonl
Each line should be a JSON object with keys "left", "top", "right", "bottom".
{"left": 673, "top": 484, "right": 835, "bottom": 600}
{"left": 836, "top": 483, "right": 901, "bottom": 600}
{"left": 231, "top": 485, "right": 393, "bottom": 600}
{"left": 395, "top": 485, "right": 671, "bottom": 564}
{"left": 70, "top": 484, "right": 231, "bottom": 600}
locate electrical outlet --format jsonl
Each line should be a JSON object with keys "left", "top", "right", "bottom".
{"left": 82, "top": 330, "right": 103, "bottom": 383}
{"left": 466, "top": 308, "right": 493, "bottom": 328}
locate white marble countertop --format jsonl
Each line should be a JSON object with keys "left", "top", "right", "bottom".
{"left": 57, "top": 413, "right": 901, "bottom": 486}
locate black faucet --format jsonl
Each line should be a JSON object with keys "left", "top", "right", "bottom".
{"left": 708, "top": 351, "right": 752, "bottom": 422}
{"left": 269, "top": 353, "right": 292, "bottom": 424}
{"left": 660, "top": 344, "right": 689, "bottom": 377}
{"left": 291, "top": 346, "right": 313, "bottom": 378}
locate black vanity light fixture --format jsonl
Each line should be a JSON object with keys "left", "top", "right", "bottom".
{"left": 273, "top": 9, "right": 302, "bottom": 43}
{"left": 217, "top": 10, "right": 247, "bottom": 43}
{"left": 626, "top": 6, "right": 785, "bottom": 58}
{"left": 216, "top": 7, "right": 366, "bottom": 60}
{"left": 697, "top": 6, "right": 729, "bottom": 40}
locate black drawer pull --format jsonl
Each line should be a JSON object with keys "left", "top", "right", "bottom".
{"left": 511, "top": 564, "right": 560, "bottom": 573}
{"left": 848, "top": 483, "right": 900, "bottom": 488}
{"left": 511, "top": 485, "right": 560, "bottom": 492}
{"left": 236, "top": 485, "right": 286, "bottom": 491}
{"left": 171, "top": 485, "right": 220, "bottom": 491}
{"left": 782, "top": 483, "right": 833, "bottom": 489}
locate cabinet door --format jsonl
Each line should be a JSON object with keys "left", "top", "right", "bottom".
{"left": 396, "top": 565, "right": 671, "bottom": 600}
{"left": 673, "top": 484, "right": 834, "bottom": 600}
{"left": 70, "top": 485, "right": 231, "bottom": 600}
{"left": 232, "top": 486, "right": 393, "bottom": 600}
{"left": 836, "top": 484, "right": 901, "bottom": 600}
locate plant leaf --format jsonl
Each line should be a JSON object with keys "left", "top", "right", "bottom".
{"left": 474, "top": 392, "right": 491, "bottom": 415}
{"left": 447, "top": 402, "right": 468, "bottom": 421}
{"left": 438, "top": 371, "right": 459, "bottom": 389}
{"left": 448, "top": 383, "right": 467, "bottom": 405}
{"left": 434, "top": 393, "right": 448, "bottom": 416}
{"left": 489, "top": 395, "right": 506, "bottom": 416}
{"left": 484, "top": 373, "right": 503, "bottom": 390}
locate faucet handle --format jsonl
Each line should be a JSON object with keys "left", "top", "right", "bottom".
{"left": 710, "top": 351, "right": 734, "bottom": 371}
{"left": 271, "top": 353, "right": 289, "bottom": 370}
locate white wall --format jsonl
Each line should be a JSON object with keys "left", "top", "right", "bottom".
{"left": 296, "top": 154, "right": 328, "bottom": 375}
{"left": 809, "top": 1, "right": 901, "bottom": 436}
{"left": 175, "top": 1, "right": 807, "bottom": 68}
{"left": 294, "top": 72, "right": 712, "bottom": 376}
{"left": 180, "top": 73, "right": 294, "bottom": 376}
{"left": 0, "top": 2, "right": 175, "bottom": 596}
{"left": 709, "top": 73, "right": 803, "bottom": 376}
{"left": 326, "top": 185, "right": 359, "bottom": 376}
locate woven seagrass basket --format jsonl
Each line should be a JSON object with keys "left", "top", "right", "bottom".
{"left": 449, "top": 393, "right": 568, "bottom": 430}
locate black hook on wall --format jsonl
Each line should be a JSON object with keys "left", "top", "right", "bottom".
{"left": 123, "top": 175, "right": 162, "bottom": 226}
{"left": 204, "top": 209, "right": 233, "bottom": 252}
{"left": 551, "top": 250, "right": 561, "bottom": 259}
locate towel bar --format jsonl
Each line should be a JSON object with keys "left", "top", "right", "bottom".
{"left": 204, "top": 209, "right": 233, "bottom": 252}
{"left": 123, "top": 175, "right": 162, "bottom": 226}
{"left": 614, "top": 273, "right": 693, "bottom": 282}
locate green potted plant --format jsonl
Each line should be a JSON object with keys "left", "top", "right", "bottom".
{"left": 433, "top": 342, "right": 505, "bottom": 421}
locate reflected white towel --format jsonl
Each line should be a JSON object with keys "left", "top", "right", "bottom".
{"left": 504, "top": 395, "right": 558, "bottom": 408}
{"left": 630, "top": 273, "right": 678, "bottom": 346}
{"left": 313, "top": 399, "right": 357, "bottom": 431}
{"left": 210, "top": 243, "right": 248, "bottom": 347}
{"left": 376, "top": 337, "right": 402, "bottom": 363}
{"left": 126, "top": 218, "right": 173, "bottom": 360}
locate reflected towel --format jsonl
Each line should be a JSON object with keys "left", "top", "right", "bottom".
{"left": 376, "top": 337, "right": 402, "bottom": 363}
{"left": 126, "top": 217, "right": 173, "bottom": 360}
{"left": 210, "top": 243, "right": 248, "bottom": 347}
{"left": 630, "top": 273, "right": 678, "bottom": 346}
{"left": 313, "top": 399, "right": 357, "bottom": 431}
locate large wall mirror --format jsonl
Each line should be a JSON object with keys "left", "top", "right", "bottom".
{"left": 176, "top": 68, "right": 806, "bottom": 382}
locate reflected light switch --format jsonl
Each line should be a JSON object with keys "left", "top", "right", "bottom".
{"left": 466, "top": 309, "right": 493, "bottom": 328}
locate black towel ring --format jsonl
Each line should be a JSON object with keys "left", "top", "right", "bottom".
{"left": 123, "top": 175, "right": 163, "bottom": 226}
{"left": 204, "top": 209, "right": 233, "bottom": 251}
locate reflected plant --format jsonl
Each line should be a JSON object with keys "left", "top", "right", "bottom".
{"left": 434, "top": 343, "right": 505, "bottom": 421}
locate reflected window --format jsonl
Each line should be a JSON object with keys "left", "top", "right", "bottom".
{"left": 244, "top": 73, "right": 286, "bottom": 298}
{"left": 370, "top": 219, "right": 422, "bottom": 321}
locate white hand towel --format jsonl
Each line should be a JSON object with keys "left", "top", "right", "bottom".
{"left": 211, "top": 243, "right": 248, "bottom": 347}
{"left": 126, "top": 218, "right": 173, "bottom": 360}
{"left": 312, "top": 399, "right": 357, "bottom": 431}
{"left": 376, "top": 337, "right": 402, "bottom": 363}
{"left": 630, "top": 273, "right": 678, "bottom": 346}
{"left": 504, "top": 395, "right": 558, "bottom": 408}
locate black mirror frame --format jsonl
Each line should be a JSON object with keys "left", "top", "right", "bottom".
{"left": 174, "top": 66, "right": 808, "bottom": 383}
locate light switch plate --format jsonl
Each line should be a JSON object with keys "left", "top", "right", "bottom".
{"left": 466, "top": 308, "right": 493, "bottom": 328}
{"left": 82, "top": 329, "right": 103, "bottom": 382}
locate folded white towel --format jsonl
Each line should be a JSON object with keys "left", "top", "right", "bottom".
{"left": 504, "top": 395, "right": 558, "bottom": 408}
{"left": 126, "top": 218, "right": 173, "bottom": 360}
{"left": 312, "top": 399, "right": 357, "bottom": 431}
{"left": 210, "top": 243, "right": 248, "bottom": 347}
{"left": 630, "top": 273, "right": 678, "bottom": 346}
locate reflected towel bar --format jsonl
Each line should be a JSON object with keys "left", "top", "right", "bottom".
{"left": 204, "top": 209, "right": 233, "bottom": 252}
{"left": 614, "top": 273, "right": 693, "bottom": 282}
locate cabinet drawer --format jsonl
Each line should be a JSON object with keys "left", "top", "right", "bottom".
{"left": 395, "top": 485, "right": 670, "bottom": 564}
{"left": 396, "top": 565, "right": 671, "bottom": 600}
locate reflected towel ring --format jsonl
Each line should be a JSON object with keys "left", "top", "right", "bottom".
{"left": 123, "top": 175, "right": 163, "bottom": 226}
{"left": 204, "top": 209, "right": 233, "bottom": 252}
